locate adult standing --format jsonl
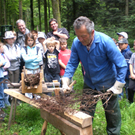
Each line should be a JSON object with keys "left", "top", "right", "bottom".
{"left": 15, "top": 19, "right": 30, "bottom": 49}
{"left": 47, "top": 18, "right": 70, "bottom": 40}
{"left": 15, "top": 19, "right": 29, "bottom": 80}
{"left": 62, "top": 16, "right": 127, "bottom": 135}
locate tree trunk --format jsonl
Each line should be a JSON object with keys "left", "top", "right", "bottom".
{"left": 19, "top": 0, "right": 23, "bottom": 19}
{"left": 125, "top": 0, "right": 128, "bottom": 16}
{"left": 3, "top": 0, "right": 6, "bottom": 25}
{"left": 0, "top": 0, "right": 3, "bottom": 25}
{"left": 38, "top": 0, "right": 41, "bottom": 31}
{"left": 59, "top": 0, "right": 61, "bottom": 13}
{"left": 44, "top": 0, "right": 48, "bottom": 34}
{"left": 51, "top": 0, "right": 61, "bottom": 28}
{"left": 30, "top": 0, "right": 34, "bottom": 30}
{"left": 73, "top": 0, "right": 76, "bottom": 21}
{"left": 48, "top": 0, "right": 50, "bottom": 19}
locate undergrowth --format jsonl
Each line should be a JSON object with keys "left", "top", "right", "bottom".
{"left": 0, "top": 64, "right": 135, "bottom": 135}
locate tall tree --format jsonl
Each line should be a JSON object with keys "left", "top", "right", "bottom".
{"left": 38, "top": 0, "right": 41, "bottom": 31}
{"left": 48, "top": 0, "right": 50, "bottom": 19}
{"left": 51, "top": 0, "right": 61, "bottom": 28}
{"left": 19, "top": 0, "right": 23, "bottom": 19}
{"left": 44, "top": 0, "right": 48, "bottom": 33}
{"left": 30, "top": 0, "right": 34, "bottom": 30}
{"left": 0, "top": 0, "right": 3, "bottom": 25}
{"left": 3, "top": 0, "right": 6, "bottom": 25}
{"left": 125, "top": 0, "right": 128, "bottom": 16}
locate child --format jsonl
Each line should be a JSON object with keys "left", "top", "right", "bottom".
{"left": 38, "top": 32, "right": 47, "bottom": 53}
{"left": 128, "top": 44, "right": 135, "bottom": 103}
{"left": 21, "top": 33, "right": 42, "bottom": 98}
{"left": 0, "top": 42, "right": 11, "bottom": 106}
{"left": 3, "top": 31, "right": 20, "bottom": 83}
{"left": 58, "top": 38, "right": 71, "bottom": 77}
{"left": 118, "top": 38, "right": 132, "bottom": 99}
{"left": 117, "top": 32, "right": 128, "bottom": 40}
{"left": 31, "top": 30, "right": 46, "bottom": 68}
{"left": 117, "top": 32, "right": 130, "bottom": 50}
{"left": 0, "top": 42, "right": 7, "bottom": 120}
{"left": 44, "top": 37, "right": 60, "bottom": 83}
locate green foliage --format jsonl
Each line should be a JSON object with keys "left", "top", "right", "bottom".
{"left": 67, "top": 30, "right": 76, "bottom": 48}
{"left": 1, "top": 66, "right": 135, "bottom": 134}
{"left": 73, "top": 63, "right": 84, "bottom": 91}
{"left": 0, "top": 103, "right": 61, "bottom": 135}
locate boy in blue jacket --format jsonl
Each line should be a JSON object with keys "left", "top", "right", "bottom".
{"left": 118, "top": 38, "right": 132, "bottom": 99}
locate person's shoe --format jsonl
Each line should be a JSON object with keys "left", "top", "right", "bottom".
{"left": 0, "top": 108, "right": 6, "bottom": 121}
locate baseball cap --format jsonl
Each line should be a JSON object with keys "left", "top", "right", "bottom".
{"left": 38, "top": 32, "right": 45, "bottom": 39}
{"left": 3, "top": 31, "right": 15, "bottom": 39}
{"left": 118, "top": 38, "right": 128, "bottom": 44}
{"left": 117, "top": 32, "right": 128, "bottom": 39}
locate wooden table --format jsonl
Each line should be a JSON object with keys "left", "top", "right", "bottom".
{"left": 4, "top": 89, "right": 93, "bottom": 135}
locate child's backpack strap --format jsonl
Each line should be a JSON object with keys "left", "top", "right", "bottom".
{"left": 23, "top": 46, "right": 28, "bottom": 54}
{"left": 23, "top": 46, "right": 39, "bottom": 54}
{"left": 36, "top": 46, "right": 40, "bottom": 55}
{"left": 6, "top": 44, "right": 18, "bottom": 50}
{"left": 5, "top": 45, "right": 9, "bottom": 49}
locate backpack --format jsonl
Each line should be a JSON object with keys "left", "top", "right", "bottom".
{"left": 20, "top": 46, "right": 40, "bottom": 71}
{"left": 6, "top": 43, "right": 18, "bottom": 50}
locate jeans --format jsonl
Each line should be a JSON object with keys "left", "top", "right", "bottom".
{"left": 45, "top": 73, "right": 60, "bottom": 83}
{"left": 3, "top": 75, "right": 10, "bottom": 106}
{"left": 81, "top": 83, "right": 121, "bottom": 135}
{"left": 128, "top": 78, "right": 135, "bottom": 103}
{"left": 44, "top": 73, "right": 60, "bottom": 96}
{"left": 8, "top": 69, "right": 19, "bottom": 83}
{"left": 0, "top": 78, "right": 4, "bottom": 108}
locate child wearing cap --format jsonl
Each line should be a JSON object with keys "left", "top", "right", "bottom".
{"left": 44, "top": 37, "right": 60, "bottom": 86}
{"left": 117, "top": 31, "right": 130, "bottom": 50}
{"left": 38, "top": 32, "right": 47, "bottom": 53}
{"left": 128, "top": 44, "right": 135, "bottom": 103}
{"left": 3, "top": 31, "right": 20, "bottom": 83}
{"left": 117, "top": 32, "right": 128, "bottom": 40}
{"left": 118, "top": 38, "right": 132, "bottom": 99}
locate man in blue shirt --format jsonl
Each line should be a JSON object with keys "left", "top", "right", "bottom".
{"left": 62, "top": 16, "right": 127, "bottom": 135}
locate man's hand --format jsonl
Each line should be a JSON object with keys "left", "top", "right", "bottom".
{"left": 53, "top": 31, "right": 59, "bottom": 35}
{"left": 130, "top": 74, "right": 135, "bottom": 80}
{"left": 61, "top": 77, "right": 71, "bottom": 94}
{"left": 0, "top": 62, "right": 3, "bottom": 67}
{"left": 107, "top": 80, "right": 125, "bottom": 94}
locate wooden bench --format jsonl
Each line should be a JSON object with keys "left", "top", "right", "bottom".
{"left": 4, "top": 89, "right": 93, "bottom": 135}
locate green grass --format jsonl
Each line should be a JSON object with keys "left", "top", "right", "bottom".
{"left": 1, "top": 63, "right": 135, "bottom": 135}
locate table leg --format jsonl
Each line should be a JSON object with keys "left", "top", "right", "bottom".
{"left": 13, "top": 98, "right": 17, "bottom": 122}
{"left": 8, "top": 97, "right": 15, "bottom": 130}
{"left": 41, "top": 121, "right": 48, "bottom": 135}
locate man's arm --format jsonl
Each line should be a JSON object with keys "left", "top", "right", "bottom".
{"left": 53, "top": 28, "right": 69, "bottom": 39}
{"left": 63, "top": 39, "right": 80, "bottom": 79}
{"left": 105, "top": 38, "right": 127, "bottom": 83}
{"left": 53, "top": 31, "right": 68, "bottom": 39}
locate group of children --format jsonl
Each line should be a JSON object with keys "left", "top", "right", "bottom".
{"left": 113, "top": 32, "right": 135, "bottom": 103}
{"left": 0, "top": 30, "right": 71, "bottom": 120}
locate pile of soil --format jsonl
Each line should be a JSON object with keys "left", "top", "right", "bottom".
{"left": 24, "top": 73, "right": 40, "bottom": 87}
